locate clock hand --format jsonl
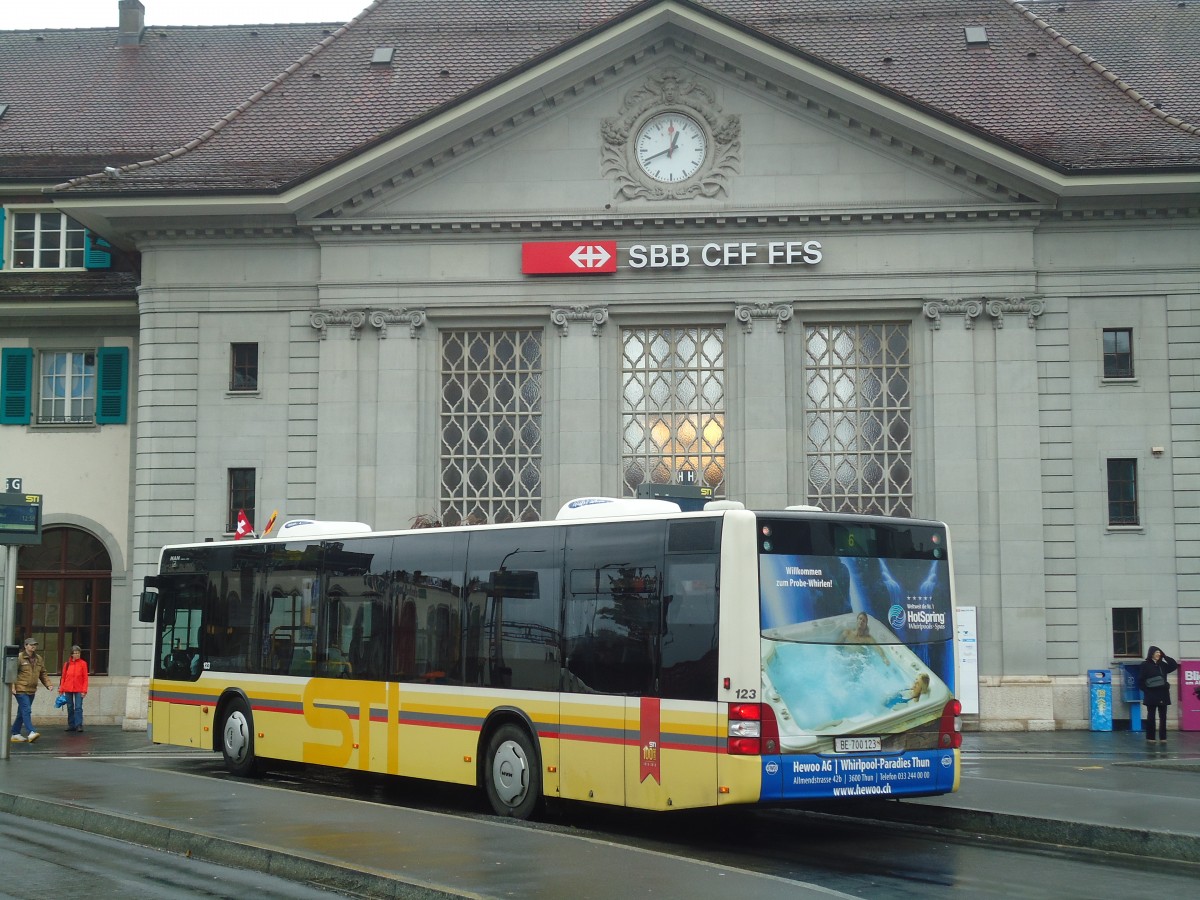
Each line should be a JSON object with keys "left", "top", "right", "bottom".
{"left": 666, "top": 129, "right": 680, "bottom": 158}
{"left": 642, "top": 145, "right": 673, "bottom": 163}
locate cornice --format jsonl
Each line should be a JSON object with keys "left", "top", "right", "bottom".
{"left": 115, "top": 202, "right": 1200, "bottom": 242}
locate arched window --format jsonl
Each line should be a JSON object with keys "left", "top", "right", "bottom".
{"left": 15, "top": 526, "right": 112, "bottom": 675}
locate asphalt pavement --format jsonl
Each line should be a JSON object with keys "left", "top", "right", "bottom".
{"left": 1, "top": 723, "right": 1198, "bottom": 898}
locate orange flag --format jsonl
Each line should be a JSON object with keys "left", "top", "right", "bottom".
{"left": 261, "top": 509, "right": 279, "bottom": 537}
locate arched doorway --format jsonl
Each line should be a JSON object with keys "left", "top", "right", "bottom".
{"left": 14, "top": 526, "right": 112, "bottom": 675}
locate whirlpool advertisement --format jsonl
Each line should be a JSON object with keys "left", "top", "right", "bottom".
{"left": 757, "top": 554, "right": 958, "bottom": 799}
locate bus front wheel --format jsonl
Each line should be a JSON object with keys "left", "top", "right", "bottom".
{"left": 484, "top": 723, "right": 541, "bottom": 819}
{"left": 221, "top": 697, "right": 260, "bottom": 777}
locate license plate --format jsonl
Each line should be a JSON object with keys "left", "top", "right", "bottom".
{"left": 834, "top": 736, "right": 881, "bottom": 753}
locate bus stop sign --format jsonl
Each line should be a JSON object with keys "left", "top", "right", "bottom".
{"left": 0, "top": 492, "right": 42, "bottom": 545}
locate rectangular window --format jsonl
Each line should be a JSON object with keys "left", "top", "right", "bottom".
{"left": 230, "top": 343, "right": 259, "bottom": 392}
{"left": 1112, "top": 607, "right": 1142, "bottom": 658}
{"left": 227, "top": 468, "right": 256, "bottom": 533}
{"left": 1106, "top": 458, "right": 1138, "bottom": 526}
{"left": 21, "top": 347, "right": 128, "bottom": 426}
{"left": 1102, "top": 328, "right": 1134, "bottom": 379}
{"left": 11, "top": 211, "right": 87, "bottom": 269}
{"left": 39, "top": 350, "right": 95, "bottom": 424}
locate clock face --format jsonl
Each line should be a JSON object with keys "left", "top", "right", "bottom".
{"left": 634, "top": 113, "right": 707, "bottom": 183}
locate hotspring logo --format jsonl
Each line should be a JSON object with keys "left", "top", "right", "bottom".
{"left": 889, "top": 602, "right": 947, "bottom": 631}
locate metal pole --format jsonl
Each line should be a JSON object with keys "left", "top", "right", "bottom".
{"left": 1, "top": 545, "right": 16, "bottom": 761}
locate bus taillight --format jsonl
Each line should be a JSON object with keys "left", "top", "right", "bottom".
{"left": 727, "top": 703, "right": 780, "bottom": 755}
{"left": 938, "top": 698, "right": 963, "bottom": 749}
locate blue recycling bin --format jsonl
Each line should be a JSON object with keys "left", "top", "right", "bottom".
{"left": 1088, "top": 669, "right": 1113, "bottom": 731}
{"left": 1119, "top": 663, "right": 1143, "bottom": 732}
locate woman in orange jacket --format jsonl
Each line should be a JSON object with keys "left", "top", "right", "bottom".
{"left": 58, "top": 645, "right": 89, "bottom": 732}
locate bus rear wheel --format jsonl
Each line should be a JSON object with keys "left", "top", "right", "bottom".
{"left": 221, "top": 697, "right": 261, "bottom": 777}
{"left": 484, "top": 723, "right": 541, "bottom": 819}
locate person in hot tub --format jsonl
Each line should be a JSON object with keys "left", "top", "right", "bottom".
{"left": 839, "top": 612, "right": 891, "bottom": 665}
{"left": 884, "top": 673, "right": 930, "bottom": 709}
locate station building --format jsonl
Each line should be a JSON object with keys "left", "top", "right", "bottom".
{"left": 1, "top": 0, "right": 1198, "bottom": 730}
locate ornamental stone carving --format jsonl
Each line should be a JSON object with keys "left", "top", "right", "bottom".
{"left": 985, "top": 297, "right": 1046, "bottom": 329}
{"left": 922, "top": 298, "right": 984, "bottom": 330}
{"left": 550, "top": 306, "right": 609, "bottom": 336}
{"left": 309, "top": 307, "right": 427, "bottom": 339}
{"left": 734, "top": 302, "right": 793, "bottom": 334}
{"left": 601, "top": 69, "right": 741, "bottom": 201}
{"left": 924, "top": 297, "right": 1044, "bottom": 330}
{"left": 369, "top": 308, "right": 427, "bottom": 339}
{"left": 309, "top": 308, "right": 367, "bottom": 339}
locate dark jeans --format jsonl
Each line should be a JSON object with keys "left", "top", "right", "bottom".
{"left": 1144, "top": 702, "right": 1168, "bottom": 740}
{"left": 65, "top": 692, "right": 85, "bottom": 730}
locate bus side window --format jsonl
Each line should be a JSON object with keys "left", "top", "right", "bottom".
{"left": 661, "top": 557, "right": 719, "bottom": 701}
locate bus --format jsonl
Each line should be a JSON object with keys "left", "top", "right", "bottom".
{"left": 139, "top": 499, "right": 960, "bottom": 818}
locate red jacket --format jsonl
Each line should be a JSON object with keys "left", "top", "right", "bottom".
{"left": 60, "top": 656, "right": 89, "bottom": 694}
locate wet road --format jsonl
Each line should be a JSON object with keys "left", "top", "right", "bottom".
{"left": 135, "top": 752, "right": 1197, "bottom": 899}
{"left": 0, "top": 810, "right": 351, "bottom": 898}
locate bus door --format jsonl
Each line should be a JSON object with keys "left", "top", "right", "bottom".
{"left": 626, "top": 539, "right": 721, "bottom": 811}
{"left": 152, "top": 574, "right": 207, "bottom": 747}
{"left": 562, "top": 522, "right": 666, "bottom": 807}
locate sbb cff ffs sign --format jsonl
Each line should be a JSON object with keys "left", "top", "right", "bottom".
{"left": 522, "top": 241, "right": 617, "bottom": 274}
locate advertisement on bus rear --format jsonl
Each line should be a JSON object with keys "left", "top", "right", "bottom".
{"left": 757, "top": 551, "right": 957, "bottom": 799}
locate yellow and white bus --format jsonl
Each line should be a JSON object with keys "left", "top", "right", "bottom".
{"left": 140, "top": 498, "right": 960, "bottom": 818}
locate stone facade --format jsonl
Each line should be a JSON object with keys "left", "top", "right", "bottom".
{"left": 3, "top": 3, "right": 1199, "bottom": 731}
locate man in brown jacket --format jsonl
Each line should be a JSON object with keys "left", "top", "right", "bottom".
{"left": 10, "top": 637, "right": 52, "bottom": 743}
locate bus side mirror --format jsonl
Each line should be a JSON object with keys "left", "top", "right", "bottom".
{"left": 139, "top": 577, "right": 160, "bottom": 623}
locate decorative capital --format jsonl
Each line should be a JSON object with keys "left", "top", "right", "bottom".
{"left": 369, "top": 307, "right": 427, "bottom": 339}
{"left": 925, "top": 296, "right": 1045, "bottom": 330}
{"left": 309, "top": 308, "right": 367, "bottom": 339}
{"left": 985, "top": 297, "right": 1046, "bottom": 329}
{"left": 551, "top": 306, "right": 609, "bottom": 337}
{"left": 923, "top": 298, "right": 983, "bottom": 330}
{"left": 734, "top": 302, "right": 793, "bottom": 334}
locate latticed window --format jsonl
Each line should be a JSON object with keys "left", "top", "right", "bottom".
{"left": 621, "top": 326, "right": 725, "bottom": 497}
{"left": 805, "top": 323, "right": 911, "bottom": 516}
{"left": 440, "top": 330, "right": 543, "bottom": 525}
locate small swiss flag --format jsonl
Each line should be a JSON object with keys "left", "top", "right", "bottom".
{"left": 234, "top": 510, "right": 254, "bottom": 540}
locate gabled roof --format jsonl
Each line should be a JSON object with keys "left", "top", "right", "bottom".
{"left": 0, "top": 17, "right": 343, "bottom": 181}
{"left": 3, "top": 0, "right": 1198, "bottom": 197}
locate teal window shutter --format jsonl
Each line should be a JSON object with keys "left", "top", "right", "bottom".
{"left": 95, "top": 347, "right": 129, "bottom": 424}
{"left": 1, "top": 347, "right": 33, "bottom": 424}
{"left": 84, "top": 230, "right": 113, "bottom": 269}
{"left": 0, "top": 207, "right": 7, "bottom": 269}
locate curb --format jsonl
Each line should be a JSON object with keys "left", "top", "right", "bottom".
{"left": 808, "top": 800, "right": 1200, "bottom": 867}
{"left": 0, "top": 790, "right": 471, "bottom": 900}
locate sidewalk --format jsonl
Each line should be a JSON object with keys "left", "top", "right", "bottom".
{"left": 833, "top": 728, "right": 1200, "bottom": 866}
{"left": 1, "top": 725, "right": 1198, "bottom": 898}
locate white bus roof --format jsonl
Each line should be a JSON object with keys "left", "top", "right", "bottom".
{"left": 554, "top": 497, "right": 681, "bottom": 520}
{"left": 274, "top": 519, "right": 373, "bottom": 538}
